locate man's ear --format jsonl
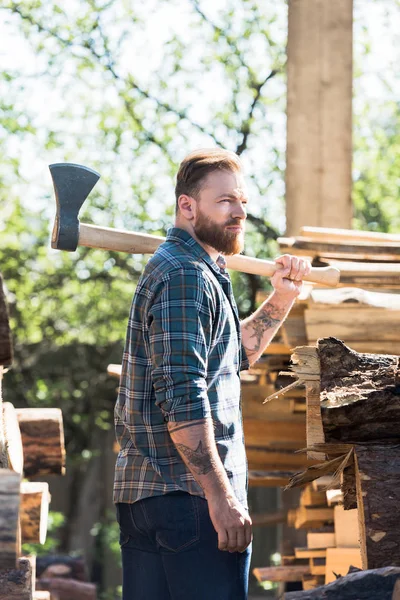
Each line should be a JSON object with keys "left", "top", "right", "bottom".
{"left": 177, "top": 194, "right": 196, "bottom": 220}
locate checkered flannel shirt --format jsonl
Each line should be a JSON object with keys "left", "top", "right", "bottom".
{"left": 114, "top": 227, "right": 250, "bottom": 507}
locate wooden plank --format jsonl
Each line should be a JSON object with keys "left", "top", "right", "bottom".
{"left": 334, "top": 506, "right": 359, "bottom": 548}
{"left": 279, "top": 236, "right": 400, "bottom": 261}
{"left": 246, "top": 447, "right": 313, "bottom": 471}
{"left": 325, "top": 547, "right": 362, "bottom": 584}
{"left": 285, "top": 0, "right": 353, "bottom": 235}
{"left": 300, "top": 485, "right": 327, "bottom": 507}
{"left": 310, "top": 287, "right": 400, "bottom": 309}
{"left": 295, "top": 547, "right": 327, "bottom": 559}
{"left": 312, "top": 476, "right": 334, "bottom": 491}
{"left": 289, "top": 346, "right": 325, "bottom": 460}
{"left": 253, "top": 565, "right": 310, "bottom": 583}
{"left": 326, "top": 489, "right": 343, "bottom": 506}
{"left": 294, "top": 507, "right": 334, "bottom": 529}
{"left": 305, "top": 307, "right": 400, "bottom": 342}
{"left": 307, "top": 531, "right": 336, "bottom": 549}
{"left": 300, "top": 226, "right": 400, "bottom": 244}
{"left": 305, "top": 382, "right": 325, "bottom": 461}
{"left": 310, "top": 557, "right": 326, "bottom": 576}
{"left": 242, "top": 388, "right": 305, "bottom": 422}
{"left": 248, "top": 471, "right": 292, "bottom": 488}
{"left": 243, "top": 419, "right": 306, "bottom": 449}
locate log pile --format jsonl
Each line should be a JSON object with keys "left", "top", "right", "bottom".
{"left": 0, "top": 273, "right": 73, "bottom": 599}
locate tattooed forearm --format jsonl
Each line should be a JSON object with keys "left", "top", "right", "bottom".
{"left": 168, "top": 421, "right": 206, "bottom": 434}
{"left": 242, "top": 304, "right": 284, "bottom": 353}
{"left": 175, "top": 441, "right": 216, "bottom": 475}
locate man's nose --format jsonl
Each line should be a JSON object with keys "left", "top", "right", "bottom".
{"left": 232, "top": 202, "right": 247, "bottom": 220}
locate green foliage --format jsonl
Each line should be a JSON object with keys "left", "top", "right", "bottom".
{"left": 22, "top": 511, "right": 65, "bottom": 556}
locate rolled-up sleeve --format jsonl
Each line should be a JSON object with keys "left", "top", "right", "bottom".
{"left": 148, "top": 269, "right": 215, "bottom": 422}
{"left": 240, "top": 344, "right": 250, "bottom": 371}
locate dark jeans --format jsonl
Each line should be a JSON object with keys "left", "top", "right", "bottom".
{"left": 116, "top": 492, "right": 251, "bottom": 600}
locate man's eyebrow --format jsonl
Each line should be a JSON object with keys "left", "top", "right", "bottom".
{"left": 215, "top": 192, "right": 248, "bottom": 200}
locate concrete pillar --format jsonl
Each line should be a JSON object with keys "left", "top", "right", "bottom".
{"left": 286, "top": 0, "right": 353, "bottom": 235}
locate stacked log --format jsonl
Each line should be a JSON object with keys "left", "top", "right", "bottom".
{"left": 0, "top": 272, "right": 73, "bottom": 599}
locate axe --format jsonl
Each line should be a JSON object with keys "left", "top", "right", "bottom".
{"left": 49, "top": 162, "right": 340, "bottom": 287}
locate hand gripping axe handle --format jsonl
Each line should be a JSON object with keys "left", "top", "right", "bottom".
{"left": 49, "top": 162, "right": 340, "bottom": 287}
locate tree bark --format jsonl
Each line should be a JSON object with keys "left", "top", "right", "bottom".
{"left": 0, "top": 469, "right": 21, "bottom": 569}
{"left": 0, "top": 556, "right": 33, "bottom": 600}
{"left": 284, "top": 566, "right": 400, "bottom": 599}
{"left": 355, "top": 444, "right": 400, "bottom": 569}
{"left": 20, "top": 481, "right": 50, "bottom": 544}
{"left": 16, "top": 408, "right": 66, "bottom": 477}
{"left": 36, "top": 578, "right": 96, "bottom": 600}
{"left": 3, "top": 402, "right": 24, "bottom": 474}
{"left": 36, "top": 555, "right": 87, "bottom": 582}
{"left": 318, "top": 338, "right": 400, "bottom": 443}
{"left": 0, "top": 273, "right": 12, "bottom": 367}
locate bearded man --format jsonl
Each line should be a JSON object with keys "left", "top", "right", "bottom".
{"left": 114, "top": 148, "right": 311, "bottom": 600}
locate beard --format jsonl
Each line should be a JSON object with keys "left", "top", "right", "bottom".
{"left": 194, "top": 209, "right": 244, "bottom": 256}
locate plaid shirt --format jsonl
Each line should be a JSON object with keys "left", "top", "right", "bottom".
{"left": 114, "top": 227, "right": 250, "bottom": 507}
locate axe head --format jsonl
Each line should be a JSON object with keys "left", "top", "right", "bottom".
{"left": 49, "top": 162, "right": 100, "bottom": 251}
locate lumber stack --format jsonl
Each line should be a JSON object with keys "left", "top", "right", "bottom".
{"left": 253, "top": 479, "right": 363, "bottom": 591}
{"left": 255, "top": 226, "right": 400, "bottom": 356}
{"left": 0, "top": 273, "right": 69, "bottom": 600}
{"left": 273, "top": 336, "right": 400, "bottom": 595}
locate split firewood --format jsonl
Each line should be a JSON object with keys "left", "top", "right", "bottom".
{"left": 3, "top": 402, "right": 24, "bottom": 474}
{"left": 16, "top": 408, "right": 66, "bottom": 477}
{"left": 0, "top": 556, "right": 34, "bottom": 600}
{"left": 36, "top": 578, "right": 97, "bottom": 600}
{"left": 0, "top": 468, "right": 21, "bottom": 569}
{"left": 20, "top": 481, "right": 50, "bottom": 544}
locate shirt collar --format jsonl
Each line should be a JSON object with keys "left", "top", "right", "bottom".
{"left": 166, "top": 227, "right": 227, "bottom": 276}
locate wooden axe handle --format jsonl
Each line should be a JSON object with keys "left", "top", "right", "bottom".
{"left": 79, "top": 223, "right": 340, "bottom": 287}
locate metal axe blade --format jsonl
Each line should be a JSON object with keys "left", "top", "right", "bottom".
{"left": 49, "top": 162, "right": 100, "bottom": 251}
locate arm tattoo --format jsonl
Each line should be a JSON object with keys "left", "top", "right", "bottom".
{"left": 175, "top": 440, "right": 216, "bottom": 475}
{"left": 243, "top": 304, "right": 284, "bottom": 354}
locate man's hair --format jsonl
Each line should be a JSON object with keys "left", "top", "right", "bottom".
{"left": 175, "top": 148, "right": 242, "bottom": 213}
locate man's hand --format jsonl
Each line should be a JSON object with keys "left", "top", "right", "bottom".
{"left": 207, "top": 492, "right": 252, "bottom": 553}
{"left": 271, "top": 254, "right": 312, "bottom": 297}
